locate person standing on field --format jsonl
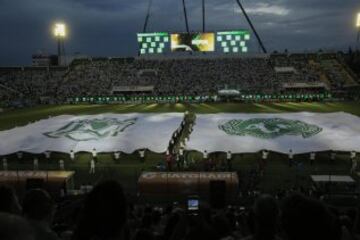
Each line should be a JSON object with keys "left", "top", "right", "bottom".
{"left": 227, "top": 151, "right": 232, "bottom": 171}
{"left": 59, "top": 159, "right": 65, "bottom": 170}
{"left": 70, "top": 150, "right": 75, "bottom": 161}
{"left": 310, "top": 152, "right": 316, "bottom": 166}
{"left": 2, "top": 157, "right": 8, "bottom": 171}
{"left": 89, "top": 158, "right": 96, "bottom": 174}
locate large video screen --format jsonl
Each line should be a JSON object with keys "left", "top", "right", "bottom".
{"left": 216, "top": 30, "right": 250, "bottom": 53}
{"left": 137, "top": 32, "right": 170, "bottom": 55}
{"left": 171, "top": 33, "right": 215, "bottom": 52}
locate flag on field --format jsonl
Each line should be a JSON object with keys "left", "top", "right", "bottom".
{"left": 0, "top": 113, "right": 184, "bottom": 155}
{"left": 186, "top": 112, "right": 360, "bottom": 154}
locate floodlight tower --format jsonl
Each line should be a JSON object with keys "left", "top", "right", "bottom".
{"left": 235, "top": 0, "right": 267, "bottom": 54}
{"left": 356, "top": 13, "right": 360, "bottom": 47}
{"left": 202, "top": 0, "right": 206, "bottom": 32}
{"left": 53, "top": 23, "right": 66, "bottom": 65}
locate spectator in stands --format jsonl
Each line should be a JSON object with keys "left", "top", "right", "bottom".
{"left": 281, "top": 194, "right": 341, "bottom": 240}
{"left": 22, "top": 189, "right": 59, "bottom": 240}
{"left": 0, "top": 185, "right": 21, "bottom": 214}
{"left": 72, "top": 180, "right": 127, "bottom": 240}
{"left": 0, "top": 213, "right": 35, "bottom": 240}
{"left": 242, "top": 194, "right": 280, "bottom": 240}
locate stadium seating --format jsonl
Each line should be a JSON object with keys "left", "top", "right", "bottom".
{"left": 0, "top": 53, "right": 359, "bottom": 107}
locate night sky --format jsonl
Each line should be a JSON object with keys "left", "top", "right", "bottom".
{"left": 0, "top": 0, "right": 359, "bottom": 65}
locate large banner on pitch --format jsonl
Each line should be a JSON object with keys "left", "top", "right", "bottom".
{"left": 0, "top": 113, "right": 183, "bottom": 154}
{"left": 186, "top": 112, "right": 360, "bottom": 154}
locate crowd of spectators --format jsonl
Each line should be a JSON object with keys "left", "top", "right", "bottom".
{"left": 57, "top": 56, "right": 276, "bottom": 99}
{"left": 0, "top": 53, "right": 359, "bottom": 107}
{"left": 1, "top": 180, "right": 359, "bottom": 240}
{"left": 0, "top": 67, "right": 66, "bottom": 107}
{"left": 270, "top": 53, "right": 322, "bottom": 85}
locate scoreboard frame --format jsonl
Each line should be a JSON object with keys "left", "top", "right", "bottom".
{"left": 137, "top": 30, "right": 251, "bottom": 55}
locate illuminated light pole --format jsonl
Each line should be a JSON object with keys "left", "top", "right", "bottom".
{"left": 357, "top": 13, "right": 360, "bottom": 46}
{"left": 53, "top": 23, "right": 66, "bottom": 65}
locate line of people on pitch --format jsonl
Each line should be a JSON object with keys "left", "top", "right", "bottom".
{"left": 86, "top": 148, "right": 148, "bottom": 175}
{"left": 160, "top": 149, "right": 358, "bottom": 175}
{"left": 287, "top": 149, "right": 358, "bottom": 174}
{"left": 262, "top": 149, "right": 358, "bottom": 175}
{"left": 162, "top": 113, "right": 194, "bottom": 171}
{"left": 1, "top": 151, "right": 61, "bottom": 171}
{"left": 162, "top": 149, "right": 233, "bottom": 172}
{"left": 0, "top": 148, "right": 146, "bottom": 175}
{"left": 2, "top": 149, "right": 357, "bottom": 175}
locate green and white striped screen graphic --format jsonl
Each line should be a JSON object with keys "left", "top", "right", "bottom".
{"left": 137, "top": 32, "right": 170, "bottom": 55}
{"left": 216, "top": 31, "right": 250, "bottom": 53}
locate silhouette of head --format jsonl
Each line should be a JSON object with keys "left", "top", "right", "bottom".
{"left": 22, "top": 189, "right": 56, "bottom": 223}
{"left": 73, "top": 180, "right": 127, "bottom": 240}
{"left": 0, "top": 185, "right": 21, "bottom": 215}
{"left": 281, "top": 194, "right": 341, "bottom": 240}
{"left": 250, "top": 194, "right": 279, "bottom": 239}
{"left": 0, "top": 213, "right": 35, "bottom": 240}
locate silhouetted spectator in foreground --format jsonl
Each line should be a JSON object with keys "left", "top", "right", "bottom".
{"left": 133, "top": 229, "right": 155, "bottom": 240}
{"left": 22, "top": 189, "right": 59, "bottom": 240}
{"left": 212, "top": 213, "right": 232, "bottom": 240}
{"left": 0, "top": 185, "right": 21, "bottom": 214}
{"left": 242, "top": 194, "right": 280, "bottom": 240}
{"left": 281, "top": 194, "right": 341, "bottom": 240}
{"left": 0, "top": 212, "right": 35, "bottom": 240}
{"left": 72, "top": 180, "right": 127, "bottom": 240}
{"left": 169, "top": 208, "right": 217, "bottom": 240}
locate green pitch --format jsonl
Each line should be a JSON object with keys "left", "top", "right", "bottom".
{"left": 2, "top": 101, "right": 360, "bottom": 131}
{"left": 1, "top": 101, "right": 359, "bottom": 199}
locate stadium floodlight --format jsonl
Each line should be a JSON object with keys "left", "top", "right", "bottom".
{"left": 357, "top": 13, "right": 360, "bottom": 45}
{"left": 53, "top": 22, "right": 67, "bottom": 65}
{"left": 53, "top": 23, "right": 66, "bottom": 38}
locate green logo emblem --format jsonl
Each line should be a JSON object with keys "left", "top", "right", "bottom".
{"left": 219, "top": 118, "right": 322, "bottom": 139}
{"left": 44, "top": 118, "right": 137, "bottom": 141}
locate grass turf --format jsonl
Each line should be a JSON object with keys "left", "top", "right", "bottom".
{"left": 1, "top": 101, "right": 359, "bottom": 197}
{"left": 2, "top": 101, "right": 360, "bottom": 131}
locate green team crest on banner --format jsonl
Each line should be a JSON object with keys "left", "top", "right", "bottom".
{"left": 219, "top": 118, "right": 322, "bottom": 139}
{"left": 44, "top": 118, "right": 137, "bottom": 141}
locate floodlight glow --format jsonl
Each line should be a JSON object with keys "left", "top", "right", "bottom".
{"left": 357, "top": 13, "right": 360, "bottom": 27}
{"left": 53, "top": 23, "right": 66, "bottom": 37}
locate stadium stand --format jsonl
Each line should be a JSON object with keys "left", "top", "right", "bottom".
{"left": 0, "top": 52, "right": 359, "bottom": 107}
{"left": 0, "top": 67, "right": 67, "bottom": 107}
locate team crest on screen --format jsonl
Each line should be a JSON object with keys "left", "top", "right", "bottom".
{"left": 218, "top": 118, "right": 322, "bottom": 139}
{"left": 44, "top": 118, "right": 137, "bottom": 141}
